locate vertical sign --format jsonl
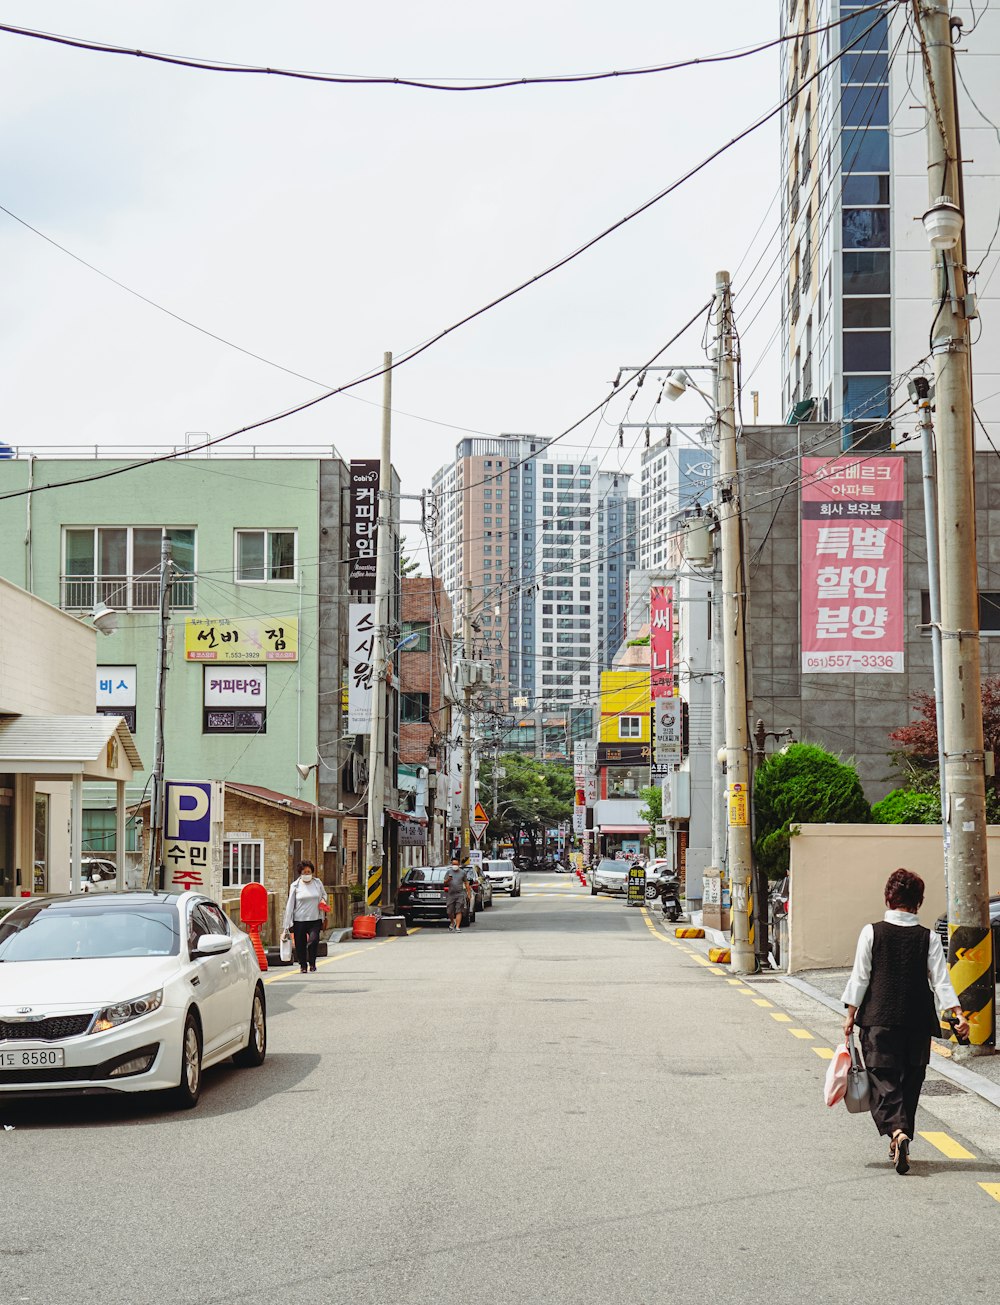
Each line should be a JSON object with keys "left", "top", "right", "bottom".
{"left": 654, "top": 696, "right": 683, "bottom": 765}
{"left": 163, "top": 781, "right": 224, "bottom": 897}
{"left": 650, "top": 585, "right": 674, "bottom": 697}
{"left": 349, "top": 460, "right": 380, "bottom": 591}
{"left": 347, "top": 603, "right": 375, "bottom": 731}
{"left": 801, "top": 457, "right": 904, "bottom": 673}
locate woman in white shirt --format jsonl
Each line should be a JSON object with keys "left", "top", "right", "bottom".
{"left": 281, "top": 860, "right": 328, "bottom": 974}
{"left": 842, "top": 867, "right": 969, "bottom": 1175}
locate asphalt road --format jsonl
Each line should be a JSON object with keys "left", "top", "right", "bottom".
{"left": 7, "top": 873, "right": 1000, "bottom": 1305}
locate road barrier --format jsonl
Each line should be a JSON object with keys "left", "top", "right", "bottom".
{"left": 675, "top": 927, "right": 705, "bottom": 939}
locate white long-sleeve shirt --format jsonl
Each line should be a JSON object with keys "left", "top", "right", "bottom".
{"left": 841, "top": 909, "right": 960, "bottom": 1013}
{"left": 283, "top": 876, "right": 327, "bottom": 930}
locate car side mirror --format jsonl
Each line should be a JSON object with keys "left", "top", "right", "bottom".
{"left": 193, "top": 934, "right": 233, "bottom": 958}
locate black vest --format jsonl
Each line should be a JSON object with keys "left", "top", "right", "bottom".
{"left": 857, "top": 922, "right": 938, "bottom": 1034}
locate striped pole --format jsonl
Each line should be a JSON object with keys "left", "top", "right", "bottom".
{"left": 948, "top": 925, "right": 995, "bottom": 1048}
{"left": 366, "top": 861, "right": 383, "bottom": 911}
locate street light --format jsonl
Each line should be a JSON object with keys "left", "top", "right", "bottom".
{"left": 295, "top": 761, "right": 322, "bottom": 869}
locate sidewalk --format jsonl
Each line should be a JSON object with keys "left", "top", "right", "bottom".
{"left": 684, "top": 908, "right": 1000, "bottom": 1108}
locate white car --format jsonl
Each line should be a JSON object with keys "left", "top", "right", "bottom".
{"left": 0, "top": 891, "right": 266, "bottom": 1109}
{"left": 482, "top": 859, "right": 521, "bottom": 896}
{"left": 589, "top": 858, "right": 629, "bottom": 896}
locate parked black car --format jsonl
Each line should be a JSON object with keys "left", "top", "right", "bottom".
{"left": 934, "top": 898, "right": 1000, "bottom": 975}
{"left": 396, "top": 866, "right": 477, "bottom": 928}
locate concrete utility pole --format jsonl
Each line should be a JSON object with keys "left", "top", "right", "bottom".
{"left": 459, "top": 580, "right": 474, "bottom": 857}
{"left": 912, "top": 379, "right": 948, "bottom": 831}
{"left": 364, "top": 351, "right": 393, "bottom": 912}
{"left": 146, "top": 535, "right": 172, "bottom": 890}
{"left": 715, "top": 270, "right": 755, "bottom": 975}
{"left": 915, "top": 0, "right": 994, "bottom": 1046}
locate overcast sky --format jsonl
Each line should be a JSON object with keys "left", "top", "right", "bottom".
{"left": 0, "top": 1, "right": 782, "bottom": 543}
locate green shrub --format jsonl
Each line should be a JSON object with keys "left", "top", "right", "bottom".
{"left": 871, "top": 788, "right": 941, "bottom": 825}
{"left": 753, "top": 743, "right": 870, "bottom": 879}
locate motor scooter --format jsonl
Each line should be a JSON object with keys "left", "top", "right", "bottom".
{"left": 658, "top": 874, "right": 683, "bottom": 923}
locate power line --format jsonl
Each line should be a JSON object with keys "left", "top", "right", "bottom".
{"left": 0, "top": 5, "right": 889, "bottom": 93}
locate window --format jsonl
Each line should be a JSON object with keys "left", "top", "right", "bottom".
{"left": 63, "top": 527, "right": 195, "bottom": 610}
{"left": 922, "top": 591, "right": 1000, "bottom": 633}
{"left": 401, "top": 692, "right": 430, "bottom": 723}
{"left": 224, "top": 840, "right": 263, "bottom": 888}
{"left": 235, "top": 529, "right": 296, "bottom": 582}
{"left": 619, "top": 716, "right": 641, "bottom": 739}
{"left": 843, "top": 209, "right": 890, "bottom": 249}
{"left": 842, "top": 331, "right": 891, "bottom": 371}
{"left": 82, "top": 808, "right": 139, "bottom": 855}
{"left": 841, "top": 85, "right": 888, "bottom": 127}
{"left": 843, "top": 297, "right": 890, "bottom": 328}
{"left": 843, "top": 251, "right": 890, "bottom": 295}
{"left": 401, "top": 620, "right": 430, "bottom": 652}
{"left": 842, "top": 129, "right": 889, "bottom": 172}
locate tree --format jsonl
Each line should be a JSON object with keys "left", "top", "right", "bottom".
{"left": 478, "top": 753, "right": 574, "bottom": 856}
{"left": 400, "top": 549, "right": 422, "bottom": 577}
{"left": 638, "top": 785, "right": 664, "bottom": 857}
{"left": 753, "top": 743, "right": 870, "bottom": 880}
{"left": 889, "top": 676, "right": 1000, "bottom": 801}
{"left": 871, "top": 789, "right": 940, "bottom": 825}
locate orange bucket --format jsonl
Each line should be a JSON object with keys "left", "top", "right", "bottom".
{"left": 352, "top": 914, "right": 378, "bottom": 939}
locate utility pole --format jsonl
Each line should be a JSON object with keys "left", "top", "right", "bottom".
{"left": 459, "top": 580, "right": 474, "bottom": 858}
{"left": 915, "top": 0, "right": 993, "bottom": 1047}
{"left": 364, "top": 350, "right": 393, "bottom": 913}
{"left": 147, "top": 535, "right": 172, "bottom": 890}
{"left": 912, "top": 379, "right": 947, "bottom": 832}
{"left": 715, "top": 270, "right": 755, "bottom": 974}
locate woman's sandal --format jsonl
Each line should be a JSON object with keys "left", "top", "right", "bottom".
{"left": 892, "top": 1131, "right": 910, "bottom": 1175}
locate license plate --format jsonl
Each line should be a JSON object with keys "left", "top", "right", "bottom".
{"left": 0, "top": 1046, "right": 66, "bottom": 1069}
{"left": 418, "top": 893, "right": 442, "bottom": 902}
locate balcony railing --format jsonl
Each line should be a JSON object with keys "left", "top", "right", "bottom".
{"left": 790, "top": 279, "right": 801, "bottom": 323}
{"left": 61, "top": 574, "right": 195, "bottom": 611}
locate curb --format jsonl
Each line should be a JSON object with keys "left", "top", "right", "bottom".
{"left": 779, "top": 972, "right": 1000, "bottom": 1112}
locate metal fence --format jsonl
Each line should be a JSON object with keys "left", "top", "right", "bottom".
{"left": 61, "top": 574, "right": 195, "bottom": 610}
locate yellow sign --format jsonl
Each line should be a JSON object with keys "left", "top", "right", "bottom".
{"left": 728, "top": 782, "right": 749, "bottom": 828}
{"left": 185, "top": 617, "right": 298, "bottom": 663}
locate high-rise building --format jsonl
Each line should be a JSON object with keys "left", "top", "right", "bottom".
{"left": 639, "top": 437, "right": 714, "bottom": 572}
{"left": 780, "top": 2, "right": 1000, "bottom": 448}
{"left": 430, "top": 435, "right": 637, "bottom": 721}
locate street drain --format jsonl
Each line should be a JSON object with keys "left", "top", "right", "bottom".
{"left": 921, "top": 1080, "right": 965, "bottom": 1096}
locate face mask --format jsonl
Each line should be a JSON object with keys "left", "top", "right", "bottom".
{"left": 301, "top": 874, "right": 313, "bottom": 882}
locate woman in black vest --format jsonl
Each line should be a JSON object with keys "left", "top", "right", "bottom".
{"left": 842, "top": 868, "right": 969, "bottom": 1174}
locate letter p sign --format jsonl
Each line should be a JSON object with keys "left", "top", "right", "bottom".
{"left": 165, "top": 781, "right": 213, "bottom": 842}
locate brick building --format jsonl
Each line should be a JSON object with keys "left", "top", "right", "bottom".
{"left": 398, "top": 576, "right": 453, "bottom": 864}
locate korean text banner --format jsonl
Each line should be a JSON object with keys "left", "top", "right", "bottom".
{"left": 349, "top": 459, "right": 380, "bottom": 591}
{"left": 649, "top": 585, "right": 674, "bottom": 698}
{"left": 801, "top": 456, "right": 904, "bottom": 674}
{"left": 348, "top": 603, "right": 375, "bottom": 732}
{"left": 185, "top": 617, "right": 297, "bottom": 662}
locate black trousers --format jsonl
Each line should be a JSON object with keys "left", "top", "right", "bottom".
{"left": 860, "top": 1026, "right": 930, "bottom": 1139}
{"left": 292, "top": 919, "right": 321, "bottom": 970}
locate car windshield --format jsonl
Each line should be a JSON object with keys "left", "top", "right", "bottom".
{"left": 0, "top": 902, "right": 181, "bottom": 961}
{"left": 402, "top": 867, "right": 450, "bottom": 885}
{"left": 598, "top": 860, "right": 625, "bottom": 873}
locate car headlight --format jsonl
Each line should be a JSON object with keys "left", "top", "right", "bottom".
{"left": 91, "top": 989, "right": 164, "bottom": 1034}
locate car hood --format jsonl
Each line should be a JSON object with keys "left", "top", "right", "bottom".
{"left": 0, "top": 956, "right": 181, "bottom": 1013}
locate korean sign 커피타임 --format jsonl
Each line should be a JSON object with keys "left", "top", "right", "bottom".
{"left": 185, "top": 618, "right": 297, "bottom": 662}
{"left": 348, "top": 459, "right": 380, "bottom": 591}
{"left": 800, "top": 456, "right": 904, "bottom": 673}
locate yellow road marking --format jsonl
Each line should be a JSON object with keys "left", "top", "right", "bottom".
{"left": 919, "top": 1131, "right": 975, "bottom": 1160}
{"left": 979, "top": 1183, "right": 1000, "bottom": 1202}
{"left": 770, "top": 1012, "right": 793, "bottom": 1023}
{"left": 726, "top": 979, "right": 745, "bottom": 986}
{"left": 707, "top": 967, "right": 725, "bottom": 975}
{"left": 788, "top": 1028, "right": 814, "bottom": 1040}
{"left": 812, "top": 1047, "right": 835, "bottom": 1060}
{"left": 264, "top": 935, "right": 398, "bottom": 984}
{"left": 731, "top": 985, "right": 753, "bottom": 993}
{"left": 752, "top": 998, "right": 773, "bottom": 1007}
{"left": 691, "top": 955, "right": 714, "bottom": 968}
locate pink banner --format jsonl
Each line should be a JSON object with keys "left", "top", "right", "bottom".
{"left": 650, "top": 585, "right": 674, "bottom": 697}
{"left": 801, "top": 456, "right": 904, "bottom": 674}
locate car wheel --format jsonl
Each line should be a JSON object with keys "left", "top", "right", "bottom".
{"left": 233, "top": 984, "right": 267, "bottom": 1068}
{"left": 590, "top": 884, "right": 598, "bottom": 896}
{"left": 170, "top": 1011, "right": 203, "bottom": 1109}
{"left": 513, "top": 887, "right": 520, "bottom": 898}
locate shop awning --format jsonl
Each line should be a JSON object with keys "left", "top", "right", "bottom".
{"left": 599, "top": 824, "right": 650, "bottom": 834}
{"left": 0, "top": 713, "right": 141, "bottom": 779}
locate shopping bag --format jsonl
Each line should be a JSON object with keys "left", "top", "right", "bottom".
{"left": 843, "top": 1030, "right": 872, "bottom": 1114}
{"left": 824, "top": 1040, "right": 852, "bottom": 1107}
{"left": 279, "top": 935, "right": 293, "bottom": 964}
